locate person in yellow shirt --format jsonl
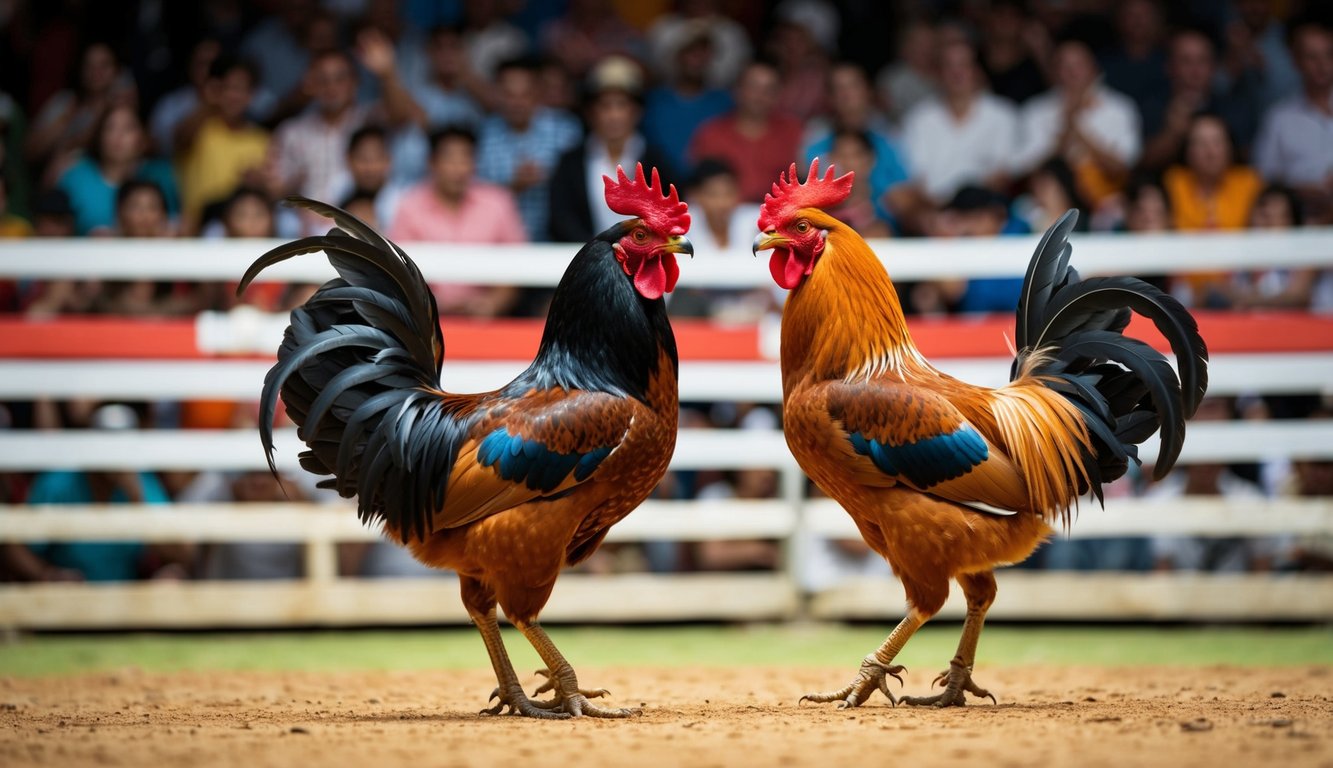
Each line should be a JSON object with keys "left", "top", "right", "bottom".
{"left": 1163, "top": 113, "right": 1263, "bottom": 231}
{"left": 1163, "top": 113, "right": 1263, "bottom": 306}
{"left": 175, "top": 56, "right": 270, "bottom": 234}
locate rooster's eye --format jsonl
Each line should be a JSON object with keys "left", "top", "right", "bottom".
{"left": 795, "top": 220, "right": 810, "bottom": 233}
{"left": 633, "top": 228, "right": 648, "bottom": 243}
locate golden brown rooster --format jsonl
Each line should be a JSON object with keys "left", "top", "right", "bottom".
{"left": 753, "top": 160, "right": 1208, "bottom": 708}
{"left": 238, "top": 164, "right": 691, "bottom": 719}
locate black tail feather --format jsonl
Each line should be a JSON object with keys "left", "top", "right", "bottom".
{"left": 239, "top": 198, "right": 470, "bottom": 540}
{"left": 1013, "top": 210, "right": 1210, "bottom": 496}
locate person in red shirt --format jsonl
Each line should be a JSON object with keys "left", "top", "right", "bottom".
{"left": 687, "top": 61, "right": 803, "bottom": 202}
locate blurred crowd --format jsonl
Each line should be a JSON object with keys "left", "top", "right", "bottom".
{"left": 1, "top": 0, "right": 1331, "bottom": 585}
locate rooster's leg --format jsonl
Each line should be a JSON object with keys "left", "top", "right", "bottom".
{"left": 469, "top": 607, "right": 571, "bottom": 719}
{"left": 461, "top": 575, "right": 570, "bottom": 719}
{"left": 516, "top": 621, "right": 639, "bottom": 718}
{"left": 903, "top": 571, "right": 997, "bottom": 708}
{"left": 799, "top": 609, "right": 926, "bottom": 708}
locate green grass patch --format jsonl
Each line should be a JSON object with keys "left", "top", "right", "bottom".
{"left": 4, "top": 624, "right": 1331, "bottom": 678}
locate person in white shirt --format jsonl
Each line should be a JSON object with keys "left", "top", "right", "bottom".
{"left": 902, "top": 39, "right": 1019, "bottom": 205}
{"left": 1012, "top": 35, "right": 1142, "bottom": 207}
{"left": 1253, "top": 19, "right": 1333, "bottom": 224}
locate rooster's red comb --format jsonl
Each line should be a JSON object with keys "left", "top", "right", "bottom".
{"left": 603, "top": 163, "right": 690, "bottom": 236}
{"left": 757, "top": 158, "right": 854, "bottom": 231}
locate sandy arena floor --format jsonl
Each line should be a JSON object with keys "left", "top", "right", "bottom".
{"left": 2, "top": 665, "right": 1330, "bottom": 768}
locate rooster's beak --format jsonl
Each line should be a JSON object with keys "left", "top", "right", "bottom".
{"left": 660, "top": 234, "right": 694, "bottom": 257}
{"left": 753, "top": 231, "right": 787, "bottom": 255}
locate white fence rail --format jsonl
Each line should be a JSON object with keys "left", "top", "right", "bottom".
{"left": 1, "top": 230, "right": 1331, "bottom": 628}
{"left": 2, "top": 228, "right": 1332, "bottom": 283}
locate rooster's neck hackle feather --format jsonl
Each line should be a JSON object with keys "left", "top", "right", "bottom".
{"left": 781, "top": 227, "right": 926, "bottom": 391}
{"left": 515, "top": 222, "right": 678, "bottom": 404}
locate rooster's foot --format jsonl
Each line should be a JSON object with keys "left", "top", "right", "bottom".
{"left": 529, "top": 668, "right": 639, "bottom": 718}
{"left": 901, "top": 662, "right": 996, "bottom": 707}
{"left": 480, "top": 685, "right": 571, "bottom": 719}
{"left": 800, "top": 656, "right": 906, "bottom": 709}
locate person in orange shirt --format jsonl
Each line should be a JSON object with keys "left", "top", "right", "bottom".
{"left": 1163, "top": 113, "right": 1263, "bottom": 231}
{"left": 1163, "top": 113, "right": 1263, "bottom": 306}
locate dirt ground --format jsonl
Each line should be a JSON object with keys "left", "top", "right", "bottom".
{"left": 2, "top": 665, "right": 1330, "bottom": 768}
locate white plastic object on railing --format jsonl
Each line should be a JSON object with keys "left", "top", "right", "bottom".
{"left": 1, "top": 228, "right": 1331, "bottom": 285}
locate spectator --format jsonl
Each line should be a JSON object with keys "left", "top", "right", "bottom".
{"left": 804, "top": 63, "right": 907, "bottom": 222}
{"left": 1140, "top": 28, "right": 1255, "bottom": 171}
{"left": 536, "top": 57, "right": 579, "bottom": 114}
{"left": 114, "top": 179, "right": 171, "bottom": 238}
{"left": 25, "top": 41, "right": 137, "bottom": 185}
{"left": 1122, "top": 173, "right": 1173, "bottom": 233}
{"left": 1163, "top": 113, "right": 1263, "bottom": 231}
{"left": 238, "top": 0, "right": 320, "bottom": 118}
{"left": 647, "top": 0, "right": 752, "bottom": 90}
{"left": 411, "top": 25, "right": 486, "bottom": 130}
{"left": 1253, "top": 19, "right": 1333, "bottom": 224}
{"left": 0, "top": 403, "right": 189, "bottom": 582}
{"left": 1014, "top": 158, "right": 1091, "bottom": 235}
{"left": 940, "top": 186, "right": 1029, "bottom": 315}
{"left": 219, "top": 187, "right": 276, "bottom": 239}
{"left": 549, "top": 57, "right": 675, "bottom": 244}
{"left": 459, "top": 0, "right": 529, "bottom": 87}
{"left": 901, "top": 40, "right": 1018, "bottom": 207}
{"left": 1, "top": 89, "right": 30, "bottom": 222}
{"left": 350, "top": 26, "right": 436, "bottom": 188}
{"left": 100, "top": 180, "right": 179, "bottom": 317}
{"left": 175, "top": 55, "right": 270, "bottom": 234}
{"left": 57, "top": 103, "right": 179, "bottom": 236}
{"left": 765, "top": 1, "right": 836, "bottom": 123}
{"left": 389, "top": 126, "right": 525, "bottom": 316}
{"left": 339, "top": 190, "right": 382, "bottom": 230}
{"left": 1223, "top": 0, "right": 1302, "bottom": 112}
{"left": 355, "top": 0, "right": 430, "bottom": 96}
{"left": 475, "top": 57, "right": 581, "bottom": 242}
{"left": 1148, "top": 398, "right": 1273, "bottom": 572}
{"left": 1013, "top": 34, "right": 1142, "bottom": 209}
{"left": 0, "top": 174, "right": 32, "bottom": 238}
{"left": 822, "top": 131, "right": 891, "bottom": 238}
{"left": 148, "top": 38, "right": 221, "bottom": 157}
{"left": 876, "top": 19, "right": 939, "bottom": 124}
{"left": 977, "top": 0, "right": 1051, "bottom": 105}
{"left": 541, "top": 0, "right": 646, "bottom": 81}
{"left": 29, "top": 189, "right": 76, "bottom": 238}
{"left": 683, "top": 158, "right": 761, "bottom": 256}
{"left": 179, "top": 470, "right": 313, "bottom": 580}
{"left": 330, "top": 125, "right": 404, "bottom": 231}
{"left": 1243, "top": 184, "right": 1320, "bottom": 309}
{"left": 0, "top": 174, "right": 31, "bottom": 314}
{"left": 1100, "top": 0, "right": 1169, "bottom": 131}
{"left": 688, "top": 61, "right": 804, "bottom": 203}
{"left": 272, "top": 50, "right": 374, "bottom": 233}
{"left": 668, "top": 159, "right": 770, "bottom": 321}
{"left": 641, "top": 21, "right": 734, "bottom": 175}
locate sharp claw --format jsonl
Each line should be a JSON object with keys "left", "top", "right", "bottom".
{"left": 488, "top": 688, "right": 500, "bottom": 702}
